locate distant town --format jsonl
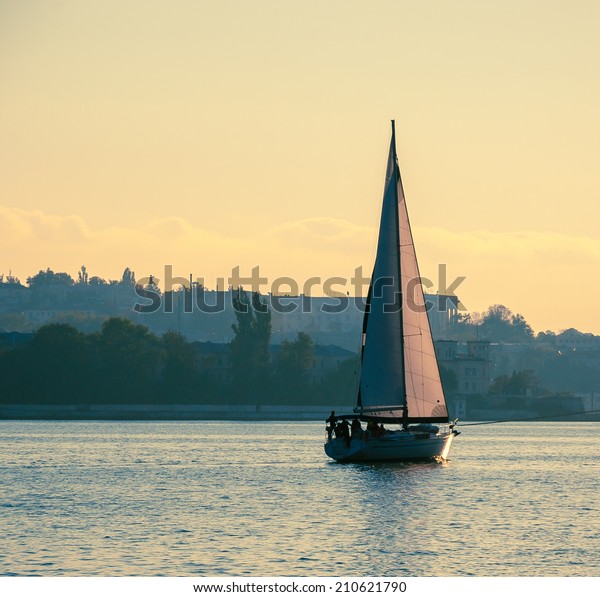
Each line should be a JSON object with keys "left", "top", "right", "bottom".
{"left": 1, "top": 267, "right": 599, "bottom": 420}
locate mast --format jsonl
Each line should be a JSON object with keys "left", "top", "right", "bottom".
{"left": 390, "top": 120, "right": 409, "bottom": 423}
{"left": 356, "top": 282, "right": 372, "bottom": 411}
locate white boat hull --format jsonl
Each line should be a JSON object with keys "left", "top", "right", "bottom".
{"left": 324, "top": 429, "right": 456, "bottom": 463}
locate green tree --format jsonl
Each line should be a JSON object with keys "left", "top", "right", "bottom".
{"left": 229, "top": 289, "right": 272, "bottom": 401}
{"left": 160, "top": 330, "right": 200, "bottom": 402}
{"left": 26, "top": 268, "right": 75, "bottom": 288}
{"left": 478, "top": 305, "right": 534, "bottom": 343}
{"left": 510, "top": 313, "right": 535, "bottom": 342}
{"left": 273, "top": 332, "right": 314, "bottom": 402}
{"left": 96, "top": 317, "right": 160, "bottom": 403}
{"left": 0, "top": 324, "right": 93, "bottom": 404}
{"left": 120, "top": 267, "right": 136, "bottom": 287}
{"left": 252, "top": 291, "right": 271, "bottom": 394}
{"left": 77, "top": 265, "right": 89, "bottom": 285}
{"left": 489, "top": 370, "right": 537, "bottom": 396}
{"left": 313, "top": 357, "right": 358, "bottom": 407}
{"left": 448, "top": 305, "right": 535, "bottom": 342}
{"left": 89, "top": 276, "right": 108, "bottom": 286}
{"left": 447, "top": 312, "right": 479, "bottom": 341}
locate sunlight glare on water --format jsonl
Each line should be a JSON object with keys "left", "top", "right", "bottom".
{"left": 0, "top": 421, "right": 598, "bottom": 576}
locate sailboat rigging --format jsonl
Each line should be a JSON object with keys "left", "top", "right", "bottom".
{"left": 324, "top": 122, "right": 459, "bottom": 462}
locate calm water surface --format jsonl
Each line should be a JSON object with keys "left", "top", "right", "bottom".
{"left": 0, "top": 421, "right": 598, "bottom": 576}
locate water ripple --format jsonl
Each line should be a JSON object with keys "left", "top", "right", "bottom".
{"left": 0, "top": 420, "right": 599, "bottom": 576}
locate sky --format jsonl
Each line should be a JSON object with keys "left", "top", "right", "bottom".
{"left": 1, "top": 0, "right": 600, "bottom": 334}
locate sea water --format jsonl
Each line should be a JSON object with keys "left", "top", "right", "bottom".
{"left": 0, "top": 421, "right": 598, "bottom": 576}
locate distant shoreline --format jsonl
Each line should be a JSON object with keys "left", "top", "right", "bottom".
{"left": 0, "top": 404, "right": 598, "bottom": 422}
{"left": 0, "top": 403, "right": 342, "bottom": 422}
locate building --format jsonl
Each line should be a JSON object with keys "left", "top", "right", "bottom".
{"left": 436, "top": 340, "right": 492, "bottom": 395}
{"left": 0, "top": 276, "right": 462, "bottom": 351}
{"left": 0, "top": 278, "right": 27, "bottom": 313}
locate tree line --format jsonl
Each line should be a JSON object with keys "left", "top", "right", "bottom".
{"left": 22, "top": 266, "right": 137, "bottom": 288}
{"left": 0, "top": 290, "right": 358, "bottom": 407}
{"left": 448, "top": 304, "right": 535, "bottom": 342}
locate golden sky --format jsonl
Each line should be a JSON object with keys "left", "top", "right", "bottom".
{"left": 1, "top": 0, "right": 600, "bottom": 333}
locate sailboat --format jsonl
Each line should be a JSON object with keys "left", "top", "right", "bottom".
{"left": 324, "top": 122, "right": 459, "bottom": 463}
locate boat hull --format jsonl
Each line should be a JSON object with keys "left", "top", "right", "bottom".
{"left": 324, "top": 430, "right": 456, "bottom": 463}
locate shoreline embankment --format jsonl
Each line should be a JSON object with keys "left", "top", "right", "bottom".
{"left": 0, "top": 404, "right": 598, "bottom": 422}
{"left": 0, "top": 403, "right": 344, "bottom": 421}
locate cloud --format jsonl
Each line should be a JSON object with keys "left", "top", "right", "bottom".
{"left": 3, "top": 204, "right": 599, "bottom": 278}
{"left": 415, "top": 226, "right": 600, "bottom": 265}
{"left": 266, "top": 217, "right": 372, "bottom": 248}
{"left": 0, "top": 205, "right": 91, "bottom": 243}
{"left": 2, "top": 204, "right": 599, "bottom": 332}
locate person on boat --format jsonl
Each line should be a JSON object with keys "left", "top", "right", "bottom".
{"left": 339, "top": 419, "right": 351, "bottom": 446}
{"left": 350, "top": 418, "right": 362, "bottom": 440}
{"left": 401, "top": 405, "right": 409, "bottom": 430}
{"left": 367, "top": 420, "right": 379, "bottom": 438}
{"left": 325, "top": 411, "right": 337, "bottom": 441}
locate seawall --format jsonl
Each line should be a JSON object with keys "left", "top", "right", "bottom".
{"left": 0, "top": 403, "right": 350, "bottom": 421}
{"left": 1, "top": 403, "right": 598, "bottom": 422}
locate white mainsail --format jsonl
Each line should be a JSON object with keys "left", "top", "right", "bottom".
{"left": 358, "top": 123, "right": 448, "bottom": 423}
